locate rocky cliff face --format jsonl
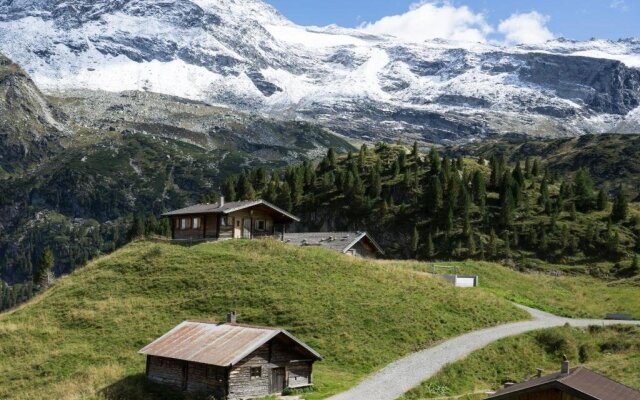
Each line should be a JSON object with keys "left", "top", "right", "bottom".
{"left": 0, "top": 54, "right": 67, "bottom": 173}
{"left": 1, "top": 0, "right": 639, "bottom": 144}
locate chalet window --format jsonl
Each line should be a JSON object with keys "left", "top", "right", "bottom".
{"left": 250, "top": 367, "right": 262, "bottom": 379}
{"left": 180, "top": 218, "right": 190, "bottom": 230}
{"left": 192, "top": 217, "right": 201, "bottom": 229}
{"left": 236, "top": 219, "right": 241, "bottom": 228}
{"left": 256, "top": 220, "right": 266, "bottom": 231}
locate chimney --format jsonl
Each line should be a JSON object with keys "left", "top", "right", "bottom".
{"left": 226, "top": 311, "right": 237, "bottom": 324}
{"left": 536, "top": 368, "right": 544, "bottom": 378}
{"left": 219, "top": 196, "right": 225, "bottom": 207}
{"left": 561, "top": 359, "right": 570, "bottom": 374}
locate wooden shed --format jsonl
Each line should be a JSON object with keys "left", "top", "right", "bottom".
{"left": 283, "top": 231, "right": 385, "bottom": 258}
{"left": 487, "top": 360, "right": 640, "bottom": 400}
{"left": 139, "top": 313, "right": 322, "bottom": 399}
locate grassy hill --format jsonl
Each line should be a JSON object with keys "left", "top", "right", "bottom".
{"left": 401, "top": 324, "right": 640, "bottom": 399}
{"left": 404, "top": 261, "right": 640, "bottom": 319}
{"left": 0, "top": 240, "right": 524, "bottom": 400}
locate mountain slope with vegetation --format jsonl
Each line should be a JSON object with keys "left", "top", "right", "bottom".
{"left": 402, "top": 324, "right": 640, "bottom": 399}
{"left": 0, "top": 239, "right": 524, "bottom": 400}
{"left": 454, "top": 134, "right": 640, "bottom": 200}
{"left": 0, "top": 53, "right": 355, "bottom": 310}
{"left": 224, "top": 139, "right": 640, "bottom": 274}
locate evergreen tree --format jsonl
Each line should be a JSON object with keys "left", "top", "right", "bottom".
{"left": 512, "top": 162, "right": 525, "bottom": 187}
{"left": 524, "top": 157, "right": 532, "bottom": 179}
{"left": 488, "top": 229, "right": 498, "bottom": 259}
{"left": 426, "top": 233, "right": 435, "bottom": 260}
{"left": 444, "top": 204, "right": 454, "bottom": 234}
{"left": 368, "top": 168, "right": 382, "bottom": 199}
{"left": 128, "top": 215, "right": 146, "bottom": 240}
{"left": 411, "top": 141, "right": 419, "bottom": 161}
{"left": 276, "top": 182, "right": 293, "bottom": 211}
{"left": 471, "top": 170, "right": 487, "bottom": 209}
{"left": 531, "top": 159, "right": 540, "bottom": 177}
{"left": 611, "top": 187, "right": 629, "bottom": 222}
{"left": 327, "top": 148, "right": 337, "bottom": 168}
{"left": 411, "top": 226, "right": 420, "bottom": 258}
{"left": 222, "top": 176, "right": 237, "bottom": 202}
{"left": 34, "top": 247, "right": 54, "bottom": 286}
{"left": 425, "top": 175, "right": 443, "bottom": 215}
{"left": 596, "top": 189, "right": 609, "bottom": 211}
{"left": 466, "top": 232, "right": 476, "bottom": 256}
{"left": 392, "top": 159, "right": 400, "bottom": 179}
{"left": 632, "top": 254, "right": 639, "bottom": 276}
{"left": 574, "top": 169, "right": 595, "bottom": 212}
{"left": 398, "top": 151, "right": 407, "bottom": 171}
{"left": 503, "top": 231, "right": 511, "bottom": 259}
{"left": 236, "top": 174, "right": 257, "bottom": 201}
{"left": 428, "top": 146, "right": 441, "bottom": 175}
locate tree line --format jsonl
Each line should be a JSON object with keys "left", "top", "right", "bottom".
{"left": 222, "top": 143, "right": 639, "bottom": 273}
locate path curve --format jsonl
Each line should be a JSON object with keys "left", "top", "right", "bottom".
{"left": 328, "top": 305, "right": 640, "bottom": 400}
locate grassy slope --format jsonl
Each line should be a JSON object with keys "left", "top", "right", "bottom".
{"left": 401, "top": 325, "right": 640, "bottom": 399}
{"left": 404, "top": 261, "right": 640, "bottom": 319}
{"left": 0, "top": 240, "right": 525, "bottom": 400}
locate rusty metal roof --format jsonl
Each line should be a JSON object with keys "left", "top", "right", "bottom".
{"left": 139, "top": 321, "right": 321, "bottom": 367}
{"left": 488, "top": 367, "right": 640, "bottom": 400}
{"left": 161, "top": 199, "right": 300, "bottom": 222}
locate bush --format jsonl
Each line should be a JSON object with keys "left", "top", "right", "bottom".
{"left": 535, "top": 329, "right": 577, "bottom": 359}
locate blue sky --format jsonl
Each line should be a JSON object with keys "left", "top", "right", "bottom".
{"left": 266, "top": 0, "right": 638, "bottom": 41}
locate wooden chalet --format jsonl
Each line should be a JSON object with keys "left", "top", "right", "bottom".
{"left": 487, "top": 360, "right": 640, "bottom": 400}
{"left": 162, "top": 198, "right": 300, "bottom": 241}
{"left": 139, "top": 312, "right": 322, "bottom": 399}
{"left": 283, "top": 231, "right": 385, "bottom": 258}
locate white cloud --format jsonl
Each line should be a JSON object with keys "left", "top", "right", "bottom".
{"left": 498, "top": 11, "right": 555, "bottom": 45}
{"left": 359, "top": 1, "right": 493, "bottom": 43}
{"left": 610, "top": 0, "right": 629, "bottom": 11}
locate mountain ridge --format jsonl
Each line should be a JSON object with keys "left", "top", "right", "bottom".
{"left": 1, "top": 0, "right": 640, "bottom": 143}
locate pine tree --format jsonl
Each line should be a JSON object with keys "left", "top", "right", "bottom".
{"left": 223, "top": 177, "right": 237, "bottom": 202}
{"left": 596, "top": 189, "right": 609, "bottom": 211}
{"left": 503, "top": 231, "right": 511, "bottom": 259}
{"left": 368, "top": 168, "right": 382, "bottom": 199}
{"left": 236, "top": 174, "right": 257, "bottom": 200}
{"left": 632, "top": 254, "right": 639, "bottom": 276}
{"left": 531, "top": 159, "right": 540, "bottom": 177}
{"left": 327, "top": 148, "right": 337, "bottom": 168}
{"left": 574, "top": 169, "right": 595, "bottom": 212}
{"left": 411, "top": 141, "right": 419, "bottom": 161}
{"left": 426, "top": 233, "right": 435, "bottom": 260}
{"left": 358, "top": 144, "right": 367, "bottom": 169}
{"left": 128, "top": 215, "right": 146, "bottom": 240}
{"left": 524, "top": 157, "right": 532, "bottom": 179}
{"left": 471, "top": 170, "right": 487, "bottom": 209}
{"left": 488, "top": 229, "right": 498, "bottom": 259}
{"left": 444, "top": 204, "right": 454, "bottom": 233}
{"left": 512, "top": 162, "right": 525, "bottom": 187}
{"left": 276, "top": 182, "right": 293, "bottom": 211}
{"left": 392, "top": 159, "right": 400, "bottom": 179}
{"left": 34, "top": 247, "right": 54, "bottom": 286}
{"left": 411, "top": 226, "right": 420, "bottom": 258}
{"left": 466, "top": 232, "right": 476, "bottom": 256}
{"left": 611, "top": 187, "right": 629, "bottom": 222}
{"left": 428, "top": 146, "right": 441, "bottom": 175}
{"left": 398, "top": 151, "right": 407, "bottom": 171}
{"left": 426, "top": 175, "right": 443, "bottom": 215}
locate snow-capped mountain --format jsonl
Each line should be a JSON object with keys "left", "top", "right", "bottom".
{"left": 1, "top": 0, "right": 640, "bottom": 143}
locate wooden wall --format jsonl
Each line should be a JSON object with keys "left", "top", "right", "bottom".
{"left": 227, "top": 338, "right": 314, "bottom": 399}
{"left": 146, "top": 356, "right": 227, "bottom": 398}
{"left": 349, "top": 240, "right": 379, "bottom": 259}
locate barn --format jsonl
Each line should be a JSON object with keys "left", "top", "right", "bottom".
{"left": 139, "top": 313, "right": 322, "bottom": 399}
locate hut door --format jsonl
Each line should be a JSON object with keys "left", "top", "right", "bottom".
{"left": 271, "top": 367, "right": 285, "bottom": 394}
{"left": 242, "top": 218, "right": 252, "bottom": 238}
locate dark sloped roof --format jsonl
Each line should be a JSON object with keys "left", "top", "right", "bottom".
{"left": 161, "top": 199, "right": 300, "bottom": 222}
{"left": 139, "top": 321, "right": 321, "bottom": 367}
{"left": 284, "top": 232, "right": 385, "bottom": 255}
{"left": 488, "top": 367, "right": 640, "bottom": 400}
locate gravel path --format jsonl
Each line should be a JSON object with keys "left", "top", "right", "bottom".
{"left": 328, "top": 305, "right": 640, "bottom": 400}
